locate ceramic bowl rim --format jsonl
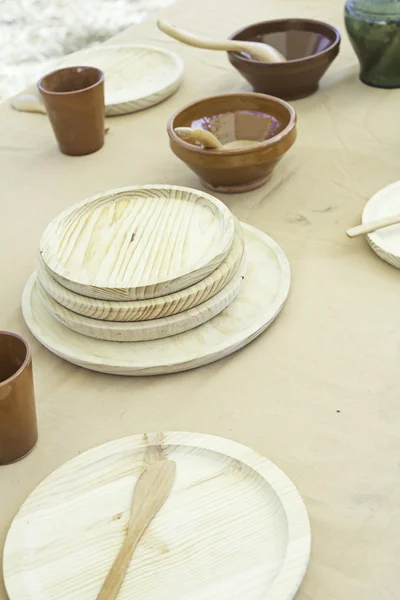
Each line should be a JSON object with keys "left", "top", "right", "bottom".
{"left": 0, "top": 331, "right": 31, "bottom": 387}
{"left": 37, "top": 66, "right": 105, "bottom": 96}
{"left": 167, "top": 92, "right": 296, "bottom": 157}
{"left": 228, "top": 18, "right": 341, "bottom": 66}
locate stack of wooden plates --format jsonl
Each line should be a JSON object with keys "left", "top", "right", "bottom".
{"left": 22, "top": 185, "right": 291, "bottom": 375}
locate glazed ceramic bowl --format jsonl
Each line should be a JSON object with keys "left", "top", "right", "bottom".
{"left": 167, "top": 92, "right": 296, "bottom": 193}
{"left": 228, "top": 19, "right": 341, "bottom": 100}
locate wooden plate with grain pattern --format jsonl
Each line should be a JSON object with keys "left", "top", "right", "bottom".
{"left": 3, "top": 432, "right": 310, "bottom": 600}
{"left": 35, "top": 249, "right": 247, "bottom": 341}
{"left": 36, "top": 220, "right": 245, "bottom": 321}
{"left": 23, "top": 224, "right": 290, "bottom": 375}
{"left": 12, "top": 45, "right": 184, "bottom": 116}
{"left": 40, "top": 185, "right": 235, "bottom": 301}
{"left": 362, "top": 180, "right": 400, "bottom": 268}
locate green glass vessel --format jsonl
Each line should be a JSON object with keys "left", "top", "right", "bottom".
{"left": 345, "top": 0, "right": 400, "bottom": 87}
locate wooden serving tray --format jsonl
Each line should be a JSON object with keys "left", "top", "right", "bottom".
{"left": 362, "top": 180, "right": 400, "bottom": 268}
{"left": 36, "top": 220, "right": 245, "bottom": 321}
{"left": 35, "top": 250, "right": 247, "bottom": 341}
{"left": 3, "top": 432, "right": 310, "bottom": 600}
{"left": 23, "top": 224, "right": 290, "bottom": 375}
{"left": 40, "top": 185, "right": 235, "bottom": 301}
{"left": 12, "top": 45, "right": 184, "bottom": 116}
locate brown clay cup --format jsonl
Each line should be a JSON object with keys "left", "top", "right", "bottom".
{"left": 228, "top": 19, "right": 341, "bottom": 100}
{"left": 0, "top": 331, "right": 38, "bottom": 465}
{"left": 168, "top": 92, "right": 296, "bottom": 193}
{"left": 38, "top": 66, "right": 105, "bottom": 156}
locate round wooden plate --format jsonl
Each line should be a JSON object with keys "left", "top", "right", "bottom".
{"left": 36, "top": 220, "right": 245, "bottom": 321}
{"left": 3, "top": 432, "right": 311, "bottom": 600}
{"left": 35, "top": 250, "right": 247, "bottom": 341}
{"left": 22, "top": 224, "right": 290, "bottom": 375}
{"left": 362, "top": 180, "right": 400, "bottom": 268}
{"left": 12, "top": 45, "right": 184, "bottom": 116}
{"left": 40, "top": 185, "right": 235, "bottom": 301}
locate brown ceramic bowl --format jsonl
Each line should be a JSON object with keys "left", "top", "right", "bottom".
{"left": 228, "top": 19, "right": 341, "bottom": 100}
{"left": 167, "top": 93, "right": 296, "bottom": 193}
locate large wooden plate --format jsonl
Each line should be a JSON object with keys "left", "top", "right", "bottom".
{"left": 3, "top": 432, "right": 311, "bottom": 600}
{"left": 12, "top": 45, "right": 184, "bottom": 116}
{"left": 40, "top": 185, "right": 235, "bottom": 301}
{"left": 22, "top": 224, "right": 290, "bottom": 375}
{"left": 362, "top": 180, "right": 400, "bottom": 268}
{"left": 36, "top": 220, "right": 245, "bottom": 321}
{"left": 34, "top": 249, "right": 247, "bottom": 341}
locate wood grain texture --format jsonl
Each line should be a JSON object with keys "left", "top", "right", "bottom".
{"left": 3, "top": 432, "right": 310, "bottom": 600}
{"left": 3, "top": 3, "right": 400, "bottom": 600}
{"left": 34, "top": 250, "right": 247, "bottom": 341}
{"left": 11, "top": 45, "right": 184, "bottom": 116}
{"left": 96, "top": 460, "right": 176, "bottom": 600}
{"left": 22, "top": 224, "right": 290, "bottom": 375}
{"left": 36, "top": 221, "right": 245, "bottom": 322}
{"left": 40, "top": 185, "right": 235, "bottom": 301}
{"left": 361, "top": 180, "right": 400, "bottom": 268}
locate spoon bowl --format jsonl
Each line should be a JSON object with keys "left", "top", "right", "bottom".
{"left": 228, "top": 18, "right": 341, "bottom": 100}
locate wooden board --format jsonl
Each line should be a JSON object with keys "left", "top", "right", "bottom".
{"left": 362, "top": 180, "right": 400, "bottom": 269}
{"left": 36, "top": 221, "right": 245, "bottom": 322}
{"left": 40, "top": 185, "right": 235, "bottom": 301}
{"left": 12, "top": 45, "right": 184, "bottom": 116}
{"left": 3, "top": 431, "right": 310, "bottom": 600}
{"left": 34, "top": 250, "right": 247, "bottom": 341}
{"left": 22, "top": 224, "right": 290, "bottom": 375}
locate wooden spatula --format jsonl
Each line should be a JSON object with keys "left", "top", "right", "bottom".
{"left": 96, "top": 460, "right": 176, "bottom": 600}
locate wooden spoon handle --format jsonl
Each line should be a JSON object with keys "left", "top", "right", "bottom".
{"left": 157, "top": 20, "right": 284, "bottom": 62}
{"left": 96, "top": 460, "right": 176, "bottom": 600}
{"left": 346, "top": 214, "right": 400, "bottom": 238}
{"left": 158, "top": 19, "right": 239, "bottom": 51}
{"left": 96, "top": 533, "right": 142, "bottom": 600}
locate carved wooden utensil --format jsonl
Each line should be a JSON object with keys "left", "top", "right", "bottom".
{"left": 157, "top": 20, "right": 285, "bottom": 62}
{"left": 346, "top": 214, "right": 400, "bottom": 238}
{"left": 96, "top": 460, "right": 176, "bottom": 600}
{"left": 175, "top": 127, "right": 261, "bottom": 150}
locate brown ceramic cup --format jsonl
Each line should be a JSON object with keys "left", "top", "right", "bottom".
{"left": 38, "top": 66, "right": 105, "bottom": 156}
{"left": 0, "top": 331, "right": 38, "bottom": 465}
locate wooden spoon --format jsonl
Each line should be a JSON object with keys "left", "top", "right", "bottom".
{"left": 157, "top": 20, "right": 285, "bottom": 63}
{"left": 96, "top": 460, "right": 176, "bottom": 600}
{"left": 175, "top": 127, "right": 261, "bottom": 150}
{"left": 346, "top": 214, "right": 400, "bottom": 238}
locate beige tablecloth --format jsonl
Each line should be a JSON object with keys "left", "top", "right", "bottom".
{"left": 1, "top": 0, "right": 400, "bottom": 598}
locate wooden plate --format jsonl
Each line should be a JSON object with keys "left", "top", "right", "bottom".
{"left": 35, "top": 250, "right": 247, "bottom": 341}
{"left": 40, "top": 185, "right": 235, "bottom": 301}
{"left": 362, "top": 180, "right": 400, "bottom": 268}
{"left": 36, "top": 221, "right": 245, "bottom": 322}
{"left": 12, "top": 45, "right": 184, "bottom": 116}
{"left": 3, "top": 432, "right": 310, "bottom": 600}
{"left": 22, "top": 224, "right": 290, "bottom": 375}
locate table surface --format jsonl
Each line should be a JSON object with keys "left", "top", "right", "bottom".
{"left": 1, "top": 0, "right": 400, "bottom": 598}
